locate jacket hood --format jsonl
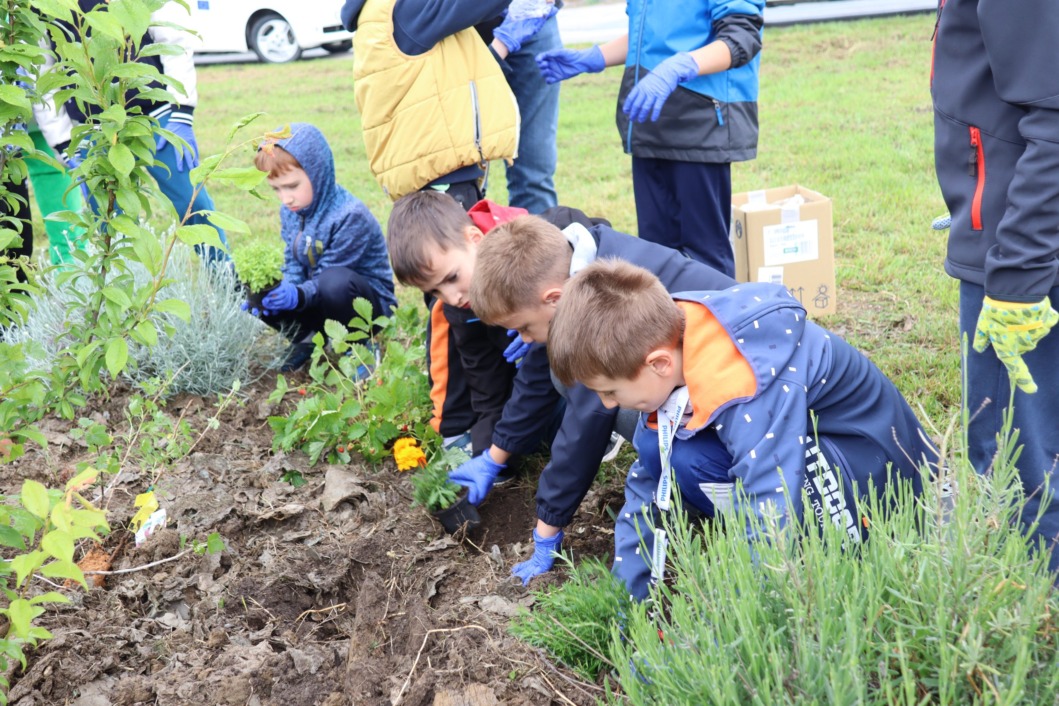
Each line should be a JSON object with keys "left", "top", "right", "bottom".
{"left": 341, "top": 0, "right": 367, "bottom": 31}
{"left": 274, "top": 122, "right": 337, "bottom": 220}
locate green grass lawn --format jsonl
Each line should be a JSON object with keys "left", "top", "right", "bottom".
{"left": 190, "top": 13, "right": 954, "bottom": 421}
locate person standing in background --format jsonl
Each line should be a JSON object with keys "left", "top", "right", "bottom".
{"left": 932, "top": 0, "right": 1059, "bottom": 572}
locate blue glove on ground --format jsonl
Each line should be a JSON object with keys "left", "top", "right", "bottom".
{"left": 622, "top": 52, "right": 700, "bottom": 123}
{"left": 535, "top": 45, "right": 606, "bottom": 84}
{"left": 448, "top": 450, "right": 506, "bottom": 505}
{"left": 261, "top": 281, "right": 299, "bottom": 312}
{"left": 512, "top": 529, "right": 564, "bottom": 585}
{"left": 156, "top": 119, "right": 200, "bottom": 172}
{"left": 504, "top": 329, "right": 531, "bottom": 367}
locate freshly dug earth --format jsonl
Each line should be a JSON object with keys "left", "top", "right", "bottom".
{"left": 3, "top": 378, "right": 625, "bottom": 705}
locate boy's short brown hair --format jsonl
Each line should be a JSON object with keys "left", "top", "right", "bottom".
{"left": 549, "top": 259, "right": 684, "bottom": 387}
{"left": 469, "top": 215, "right": 573, "bottom": 324}
{"left": 254, "top": 143, "right": 302, "bottom": 178}
{"left": 386, "top": 190, "right": 474, "bottom": 287}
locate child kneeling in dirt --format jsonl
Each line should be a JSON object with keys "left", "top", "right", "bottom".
{"left": 459, "top": 214, "right": 735, "bottom": 587}
{"left": 546, "top": 259, "right": 940, "bottom": 600}
{"left": 247, "top": 123, "right": 397, "bottom": 372}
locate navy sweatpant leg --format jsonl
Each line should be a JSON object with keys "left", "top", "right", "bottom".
{"left": 631, "top": 156, "right": 735, "bottom": 278}
{"left": 262, "top": 266, "right": 390, "bottom": 341}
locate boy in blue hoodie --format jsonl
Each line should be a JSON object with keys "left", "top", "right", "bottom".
{"left": 249, "top": 123, "right": 397, "bottom": 371}
{"left": 547, "top": 259, "right": 939, "bottom": 600}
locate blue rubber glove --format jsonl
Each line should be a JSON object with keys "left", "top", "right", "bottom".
{"left": 156, "top": 117, "right": 200, "bottom": 172}
{"left": 535, "top": 45, "right": 605, "bottom": 84}
{"left": 512, "top": 529, "right": 564, "bottom": 585}
{"left": 622, "top": 52, "right": 700, "bottom": 123}
{"left": 504, "top": 329, "right": 531, "bottom": 367}
{"left": 493, "top": 0, "right": 558, "bottom": 54}
{"left": 447, "top": 450, "right": 506, "bottom": 505}
{"left": 261, "top": 281, "right": 299, "bottom": 312}
{"left": 240, "top": 300, "right": 270, "bottom": 318}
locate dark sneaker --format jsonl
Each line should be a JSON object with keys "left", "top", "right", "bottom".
{"left": 442, "top": 431, "right": 473, "bottom": 455}
{"left": 280, "top": 341, "right": 314, "bottom": 372}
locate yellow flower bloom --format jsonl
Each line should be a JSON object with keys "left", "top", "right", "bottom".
{"left": 393, "top": 438, "right": 426, "bottom": 471}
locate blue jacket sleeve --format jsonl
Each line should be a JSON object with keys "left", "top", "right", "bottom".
{"left": 391, "top": 0, "right": 512, "bottom": 56}
{"left": 534, "top": 382, "right": 617, "bottom": 528}
{"left": 611, "top": 455, "right": 661, "bottom": 602}
{"left": 491, "top": 343, "right": 564, "bottom": 455}
{"left": 279, "top": 212, "right": 308, "bottom": 289}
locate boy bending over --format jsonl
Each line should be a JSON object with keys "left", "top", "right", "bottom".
{"left": 548, "top": 259, "right": 939, "bottom": 600}
{"left": 467, "top": 215, "right": 735, "bottom": 586}
{"left": 249, "top": 123, "right": 397, "bottom": 371}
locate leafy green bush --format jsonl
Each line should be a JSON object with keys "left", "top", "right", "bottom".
{"left": 509, "top": 557, "right": 629, "bottom": 683}
{"left": 0, "top": 470, "right": 110, "bottom": 704}
{"left": 605, "top": 451, "right": 1059, "bottom": 704}
{"left": 3, "top": 237, "right": 284, "bottom": 396}
{"left": 410, "top": 446, "right": 469, "bottom": 512}
{"left": 230, "top": 241, "right": 283, "bottom": 295}
{"left": 268, "top": 300, "right": 436, "bottom": 465}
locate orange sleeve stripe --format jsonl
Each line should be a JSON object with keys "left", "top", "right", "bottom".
{"left": 428, "top": 300, "right": 450, "bottom": 433}
{"left": 678, "top": 300, "right": 757, "bottom": 429}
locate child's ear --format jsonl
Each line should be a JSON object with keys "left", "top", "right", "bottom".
{"left": 541, "top": 286, "right": 563, "bottom": 308}
{"left": 464, "top": 226, "right": 485, "bottom": 246}
{"left": 644, "top": 348, "right": 676, "bottom": 377}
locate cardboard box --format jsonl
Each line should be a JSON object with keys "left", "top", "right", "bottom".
{"left": 730, "top": 185, "right": 836, "bottom": 317}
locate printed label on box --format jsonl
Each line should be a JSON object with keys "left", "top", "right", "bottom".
{"left": 755, "top": 266, "right": 785, "bottom": 285}
{"left": 762, "top": 219, "right": 819, "bottom": 266}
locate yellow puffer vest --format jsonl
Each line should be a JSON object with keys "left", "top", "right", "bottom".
{"left": 353, "top": 1, "right": 520, "bottom": 200}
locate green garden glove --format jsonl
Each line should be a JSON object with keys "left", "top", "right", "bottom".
{"left": 972, "top": 296, "right": 1059, "bottom": 393}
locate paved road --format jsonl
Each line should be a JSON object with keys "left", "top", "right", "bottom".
{"left": 195, "top": 0, "right": 937, "bottom": 66}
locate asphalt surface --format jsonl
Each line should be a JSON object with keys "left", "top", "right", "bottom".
{"left": 194, "top": 0, "right": 937, "bottom": 66}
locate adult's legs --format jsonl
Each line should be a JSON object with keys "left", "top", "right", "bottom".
{"left": 146, "top": 110, "right": 230, "bottom": 264}
{"left": 631, "top": 156, "right": 735, "bottom": 277}
{"left": 960, "top": 280, "right": 1059, "bottom": 571}
{"left": 503, "top": 15, "right": 560, "bottom": 214}
{"left": 26, "top": 127, "right": 85, "bottom": 265}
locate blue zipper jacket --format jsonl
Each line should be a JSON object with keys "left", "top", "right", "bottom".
{"left": 272, "top": 123, "right": 396, "bottom": 313}
{"left": 931, "top": 0, "right": 1059, "bottom": 302}
{"left": 492, "top": 225, "right": 737, "bottom": 528}
{"left": 614, "top": 283, "right": 937, "bottom": 599}
{"left": 618, "top": 0, "right": 764, "bottom": 163}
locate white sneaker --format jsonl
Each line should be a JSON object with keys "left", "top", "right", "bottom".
{"left": 601, "top": 432, "right": 625, "bottom": 463}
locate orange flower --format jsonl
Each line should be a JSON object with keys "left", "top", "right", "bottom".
{"left": 393, "top": 438, "right": 426, "bottom": 472}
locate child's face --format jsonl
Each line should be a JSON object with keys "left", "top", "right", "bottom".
{"left": 582, "top": 367, "right": 673, "bottom": 413}
{"left": 268, "top": 166, "right": 314, "bottom": 213}
{"left": 495, "top": 301, "right": 557, "bottom": 344}
{"left": 418, "top": 228, "right": 481, "bottom": 308}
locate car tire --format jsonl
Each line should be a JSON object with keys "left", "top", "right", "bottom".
{"left": 322, "top": 40, "right": 353, "bottom": 55}
{"left": 248, "top": 13, "right": 302, "bottom": 64}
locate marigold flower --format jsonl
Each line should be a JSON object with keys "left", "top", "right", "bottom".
{"left": 393, "top": 437, "right": 426, "bottom": 471}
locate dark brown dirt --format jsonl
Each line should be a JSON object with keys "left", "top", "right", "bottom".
{"left": 2, "top": 377, "right": 627, "bottom": 705}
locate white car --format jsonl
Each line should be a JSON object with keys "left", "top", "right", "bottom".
{"left": 189, "top": 0, "right": 354, "bottom": 64}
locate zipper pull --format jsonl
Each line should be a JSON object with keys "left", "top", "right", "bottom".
{"left": 968, "top": 126, "right": 979, "bottom": 177}
{"left": 713, "top": 99, "right": 724, "bottom": 126}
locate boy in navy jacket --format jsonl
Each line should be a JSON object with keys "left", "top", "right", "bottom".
{"left": 467, "top": 215, "right": 735, "bottom": 586}
{"left": 249, "top": 123, "right": 396, "bottom": 371}
{"left": 546, "top": 259, "right": 939, "bottom": 600}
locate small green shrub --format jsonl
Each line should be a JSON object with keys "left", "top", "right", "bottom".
{"left": 268, "top": 299, "right": 436, "bottom": 465}
{"left": 410, "top": 446, "right": 469, "bottom": 512}
{"left": 230, "top": 242, "right": 283, "bottom": 294}
{"left": 509, "top": 557, "right": 629, "bottom": 683}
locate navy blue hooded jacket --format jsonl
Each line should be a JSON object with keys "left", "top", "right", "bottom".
{"left": 932, "top": 0, "right": 1059, "bottom": 302}
{"left": 491, "top": 225, "right": 737, "bottom": 528}
{"left": 272, "top": 123, "right": 396, "bottom": 313}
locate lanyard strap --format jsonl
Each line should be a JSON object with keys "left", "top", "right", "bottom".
{"left": 651, "top": 386, "right": 690, "bottom": 583}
